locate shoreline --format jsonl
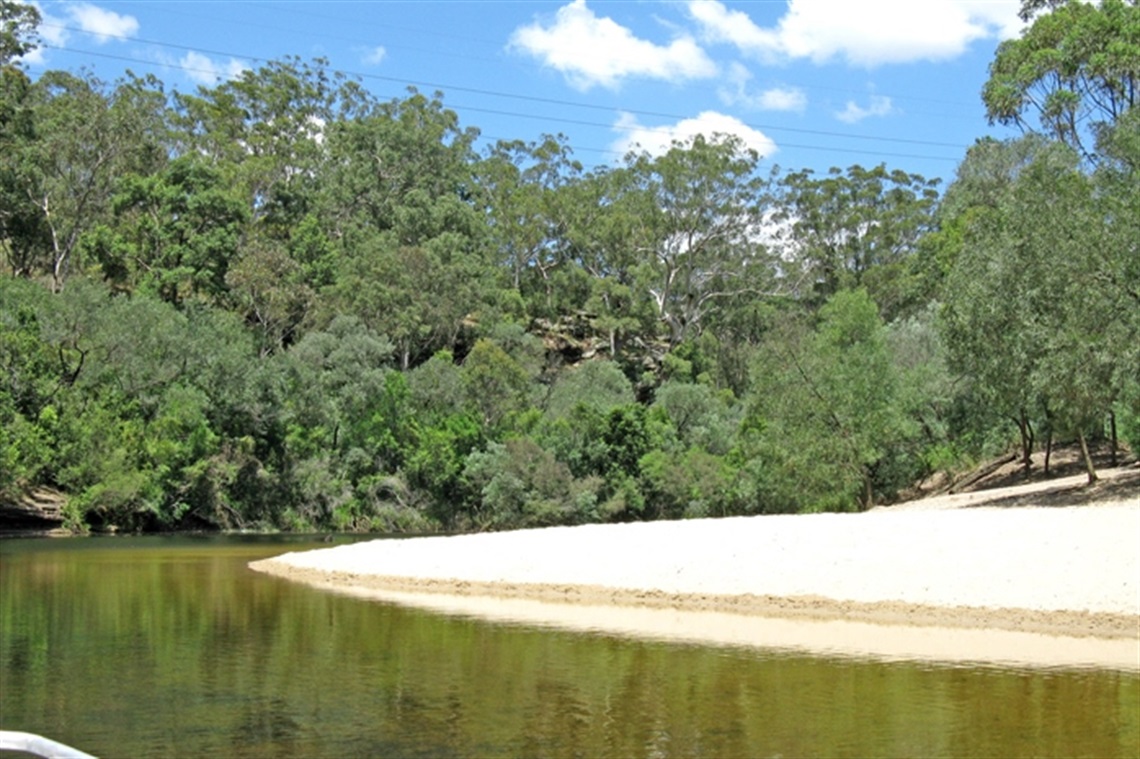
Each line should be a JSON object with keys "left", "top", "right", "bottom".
{"left": 248, "top": 562, "right": 1140, "bottom": 671}
{"left": 249, "top": 560, "right": 1140, "bottom": 640}
{"left": 249, "top": 469, "right": 1140, "bottom": 669}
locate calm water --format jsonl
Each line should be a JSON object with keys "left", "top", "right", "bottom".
{"left": 1, "top": 536, "right": 1137, "bottom": 759}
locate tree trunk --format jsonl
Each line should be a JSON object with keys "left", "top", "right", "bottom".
{"left": 948, "top": 452, "right": 1017, "bottom": 494}
{"left": 1044, "top": 429, "right": 1053, "bottom": 476}
{"left": 1077, "top": 429, "right": 1098, "bottom": 485}
{"left": 1015, "top": 410, "right": 1034, "bottom": 477}
{"left": 1109, "top": 410, "right": 1118, "bottom": 468}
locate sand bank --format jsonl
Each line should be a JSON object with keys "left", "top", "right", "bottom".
{"left": 251, "top": 470, "right": 1140, "bottom": 670}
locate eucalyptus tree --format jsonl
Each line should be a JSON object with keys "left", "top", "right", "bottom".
{"left": 6, "top": 70, "right": 169, "bottom": 290}
{"left": 769, "top": 164, "right": 940, "bottom": 316}
{"left": 558, "top": 165, "right": 658, "bottom": 353}
{"left": 0, "top": 65, "right": 40, "bottom": 276}
{"left": 173, "top": 57, "right": 367, "bottom": 232}
{"left": 939, "top": 135, "right": 1127, "bottom": 481}
{"left": 1, "top": 1, "right": 39, "bottom": 66}
{"left": 620, "top": 135, "right": 777, "bottom": 347}
{"left": 477, "top": 134, "right": 582, "bottom": 299}
{"left": 1086, "top": 111, "right": 1140, "bottom": 459}
{"left": 983, "top": 0, "right": 1138, "bottom": 161}
{"left": 321, "top": 91, "right": 491, "bottom": 368}
{"left": 939, "top": 137, "right": 1059, "bottom": 472}
{"left": 87, "top": 155, "right": 248, "bottom": 305}
{"left": 0, "top": 2, "right": 40, "bottom": 275}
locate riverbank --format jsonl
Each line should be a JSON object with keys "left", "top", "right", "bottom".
{"left": 250, "top": 468, "right": 1140, "bottom": 669}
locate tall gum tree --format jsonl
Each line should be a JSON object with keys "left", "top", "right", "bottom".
{"left": 940, "top": 135, "right": 1128, "bottom": 482}
{"left": 320, "top": 91, "right": 489, "bottom": 368}
{"left": 622, "top": 135, "right": 779, "bottom": 347}
{"left": 769, "top": 164, "right": 940, "bottom": 317}
{"left": 0, "top": 2, "right": 40, "bottom": 277}
{"left": 983, "top": 0, "right": 1139, "bottom": 160}
{"left": 8, "top": 71, "right": 169, "bottom": 291}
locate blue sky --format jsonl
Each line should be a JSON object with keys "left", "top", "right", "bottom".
{"left": 23, "top": 0, "right": 1029, "bottom": 184}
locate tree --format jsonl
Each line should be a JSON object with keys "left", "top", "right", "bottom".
{"left": 938, "top": 139, "right": 1053, "bottom": 473}
{"left": 320, "top": 90, "right": 491, "bottom": 367}
{"left": 173, "top": 57, "right": 367, "bottom": 232}
{"left": 283, "top": 315, "right": 395, "bottom": 456}
{"left": 89, "top": 155, "right": 248, "bottom": 305}
{"left": 651, "top": 380, "right": 736, "bottom": 456}
{"left": 1094, "top": 110, "right": 1140, "bottom": 459}
{"left": 463, "top": 438, "right": 599, "bottom": 529}
{"left": 558, "top": 165, "right": 658, "bottom": 351}
{"left": 0, "top": 60, "right": 43, "bottom": 277}
{"left": 330, "top": 239, "right": 481, "bottom": 369}
{"left": 744, "top": 290, "right": 913, "bottom": 511}
{"left": 0, "top": 1, "right": 38, "bottom": 68}
{"left": 477, "top": 134, "right": 582, "bottom": 296}
{"left": 461, "top": 338, "right": 533, "bottom": 430}
{"left": 1, "top": 2, "right": 42, "bottom": 274}
{"left": 939, "top": 135, "right": 1127, "bottom": 482}
{"left": 622, "top": 135, "right": 778, "bottom": 346}
{"left": 770, "top": 164, "right": 940, "bottom": 315}
{"left": 543, "top": 360, "right": 634, "bottom": 419}
{"left": 983, "top": 0, "right": 1139, "bottom": 160}
{"left": 225, "top": 240, "right": 314, "bottom": 357}
{"left": 8, "top": 71, "right": 170, "bottom": 290}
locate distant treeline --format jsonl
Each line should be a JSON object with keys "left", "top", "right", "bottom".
{"left": 1, "top": 1, "right": 1137, "bottom": 531}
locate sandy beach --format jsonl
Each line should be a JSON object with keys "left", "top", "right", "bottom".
{"left": 251, "top": 468, "right": 1140, "bottom": 670}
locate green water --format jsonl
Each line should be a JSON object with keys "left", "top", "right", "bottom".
{"left": 1, "top": 536, "right": 1137, "bottom": 759}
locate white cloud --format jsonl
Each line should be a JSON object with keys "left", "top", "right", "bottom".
{"left": 65, "top": 3, "right": 139, "bottom": 43}
{"left": 718, "top": 62, "right": 807, "bottom": 112}
{"left": 611, "top": 111, "right": 777, "bottom": 159}
{"left": 757, "top": 87, "right": 808, "bottom": 112}
{"left": 26, "top": 1, "right": 140, "bottom": 62}
{"left": 180, "top": 51, "right": 248, "bottom": 85}
{"left": 509, "top": 0, "right": 717, "bottom": 90}
{"left": 361, "top": 46, "right": 387, "bottom": 65}
{"left": 24, "top": 2, "right": 68, "bottom": 65}
{"left": 835, "top": 94, "right": 894, "bottom": 123}
{"left": 688, "top": 0, "right": 1024, "bottom": 67}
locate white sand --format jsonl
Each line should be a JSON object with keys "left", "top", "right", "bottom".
{"left": 251, "top": 469, "right": 1140, "bottom": 669}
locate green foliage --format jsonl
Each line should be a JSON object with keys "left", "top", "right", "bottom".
{"left": 983, "top": 0, "right": 1138, "bottom": 159}
{"left": 938, "top": 135, "right": 1134, "bottom": 476}
{"left": 91, "top": 156, "right": 249, "bottom": 304}
{"left": 639, "top": 447, "right": 736, "bottom": 520}
{"left": 9, "top": 69, "right": 169, "bottom": 290}
{"left": 3, "top": 30, "right": 1137, "bottom": 532}
{"left": 744, "top": 290, "right": 916, "bottom": 511}
{"left": 770, "top": 164, "right": 941, "bottom": 315}
{"left": 651, "top": 381, "right": 736, "bottom": 455}
{"left": 621, "top": 135, "right": 776, "bottom": 346}
{"left": 1, "top": 1, "right": 40, "bottom": 67}
{"left": 462, "top": 338, "right": 533, "bottom": 431}
{"left": 543, "top": 360, "right": 634, "bottom": 419}
{"left": 463, "top": 438, "right": 600, "bottom": 529}
{"left": 403, "top": 412, "right": 483, "bottom": 527}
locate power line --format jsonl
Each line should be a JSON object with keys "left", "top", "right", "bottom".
{"left": 38, "top": 42, "right": 963, "bottom": 166}
{"left": 34, "top": 21, "right": 971, "bottom": 152}
{"left": 129, "top": 2, "right": 986, "bottom": 112}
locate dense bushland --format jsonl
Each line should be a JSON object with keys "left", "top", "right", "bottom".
{"left": 2, "top": 0, "right": 1136, "bottom": 532}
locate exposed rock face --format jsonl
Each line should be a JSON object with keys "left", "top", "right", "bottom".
{"left": 0, "top": 488, "right": 67, "bottom": 530}
{"left": 531, "top": 312, "right": 669, "bottom": 374}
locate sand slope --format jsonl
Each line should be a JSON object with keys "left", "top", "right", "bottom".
{"left": 251, "top": 469, "right": 1140, "bottom": 669}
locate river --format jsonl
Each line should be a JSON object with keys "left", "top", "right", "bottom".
{"left": 1, "top": 535, "right": 1137, "bottom": 758}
